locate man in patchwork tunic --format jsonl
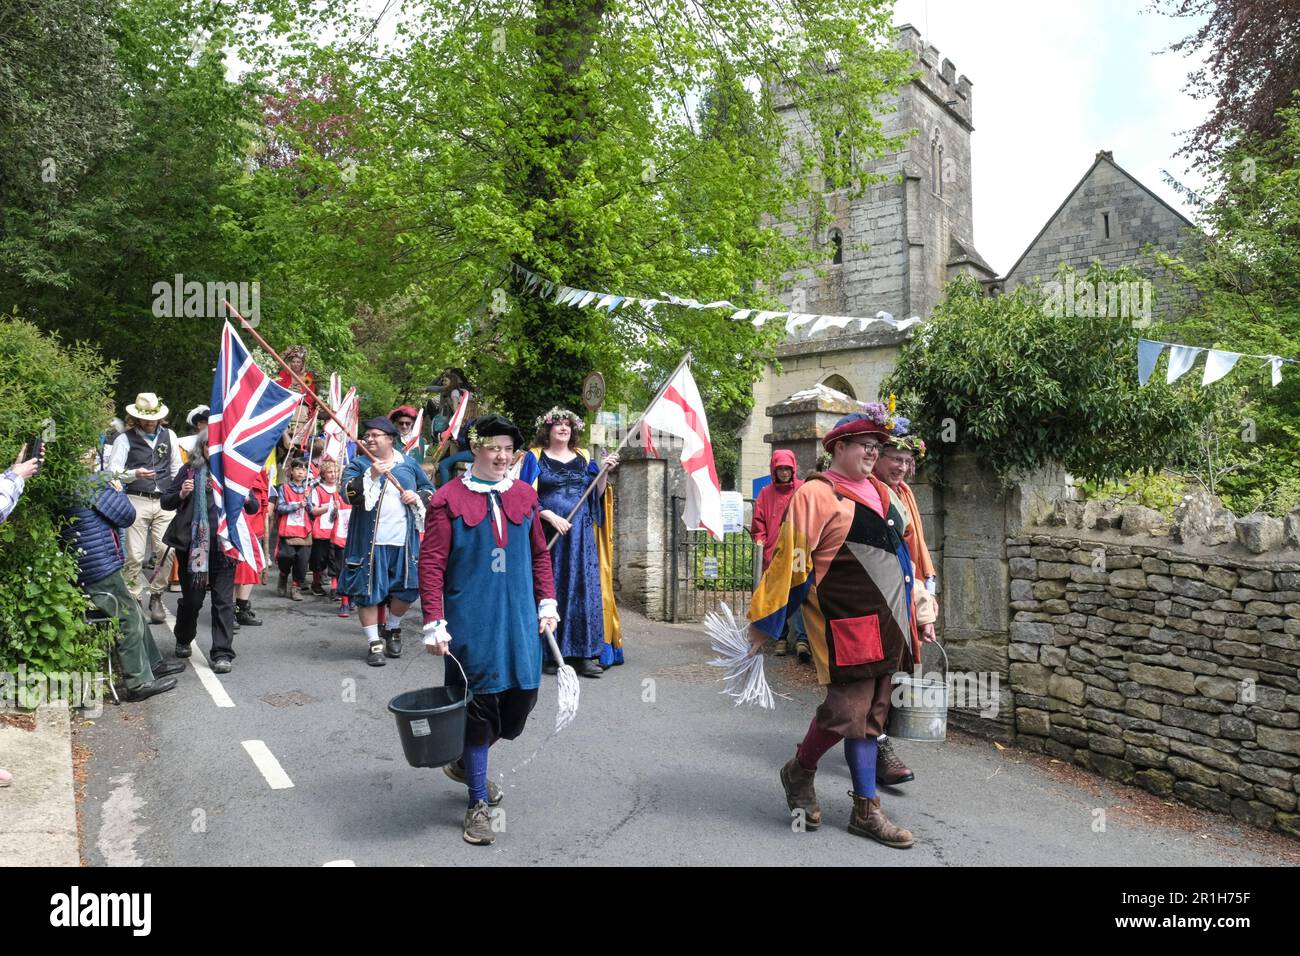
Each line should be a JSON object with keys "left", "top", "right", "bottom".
{"left": 748, "top": 409, "right": 931, "bottom": 848}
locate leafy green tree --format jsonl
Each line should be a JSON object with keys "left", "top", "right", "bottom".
{"left": 883, "top": 268, "right": 1211, "bottom": 487}
{"left": 0, "top": 0, "right": 269, "bottom": 415}
{"left": 237, "top": 0, "right": 914, "bottom": 424}
{"left": 0, "top": 316, "right": 119, "bottom": 675}
{"left": 1153, "top": 107, "right": 1300, "bottom": 513}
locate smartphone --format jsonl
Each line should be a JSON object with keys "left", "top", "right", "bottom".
{"left": 26, "top": 437, "right": 44, "bottom": 463}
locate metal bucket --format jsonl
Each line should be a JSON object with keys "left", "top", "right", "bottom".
{"left": 886, "top": 643, "right": 948, "bottom": 742}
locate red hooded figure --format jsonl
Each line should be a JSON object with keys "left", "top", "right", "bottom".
{"left": 750, "top": 448, "right": 804, "bottom": 571}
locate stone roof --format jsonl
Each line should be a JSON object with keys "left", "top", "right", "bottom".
{"left": 948, "top": 234, "right": 997, "bottom": 277}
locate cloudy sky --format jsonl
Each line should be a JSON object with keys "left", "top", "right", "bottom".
{"left": 893, "top": 0, "right": 1212, "bottom": 274}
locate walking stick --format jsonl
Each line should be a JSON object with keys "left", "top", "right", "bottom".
{"left": 148, "top": 546, "right": 174, "bottom": 588}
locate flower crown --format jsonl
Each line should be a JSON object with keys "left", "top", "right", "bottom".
{"left": 535, "top": 406, "right": 582, "bottom": 429}
{"left": 890, "top": 435, "right": 927, "bottom": 457}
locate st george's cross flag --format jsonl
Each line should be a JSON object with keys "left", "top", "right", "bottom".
{"left": 640, "top": 359, "right": 723, "bottom": 540}
{"left": 208, "top": 321, "right": 301, "bottom": 572}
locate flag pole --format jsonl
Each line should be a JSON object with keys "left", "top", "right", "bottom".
{"left": 545, "top": 351, "right": 692, "bottom": 551}
{"left": 223, "top": 301, "right": 360, "bottom": 444}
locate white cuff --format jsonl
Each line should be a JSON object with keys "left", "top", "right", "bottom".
{"left": 422, "top": 620, "right": 450, "bottom": 646}
{"left": 538, "top": 598, "right": 559, "bottom": 621}
{"left": 925, "top": 577, "right": 937, "bottom": 594}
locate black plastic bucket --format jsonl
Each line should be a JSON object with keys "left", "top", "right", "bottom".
{"left": 388, "top": 676, "right": 471, "bottom": 769}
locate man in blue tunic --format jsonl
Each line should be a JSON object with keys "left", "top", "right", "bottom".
{"left": 341, "top": 417, "right": 436, "bottom": 666}
{"left": 419, "top": 414, "right": 558, "bottom": 846}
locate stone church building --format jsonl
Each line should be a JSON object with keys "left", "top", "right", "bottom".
{"left": 737, "top": 23, "right": 1200, "bottom": 488}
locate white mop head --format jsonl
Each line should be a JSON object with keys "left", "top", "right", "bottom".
{"left": 705, "top": 602, "right": 777, "bottom": 710}
{"left": 543, "top": 626, "right": 580, "bottom": 732}
{"left": 554, "top": 665, "right": 580, "bottom": 733}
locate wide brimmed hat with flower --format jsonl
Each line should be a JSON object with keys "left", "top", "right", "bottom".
{"left": 470, "top": 414, "right": 525, "bottom": 449}
{"left": 126, "top": 392, "right": 169, "bottom": 421}
{"left": 822, "top": 396, "right": 897, "bottom": 451}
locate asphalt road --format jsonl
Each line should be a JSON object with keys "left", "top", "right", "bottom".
{"left": 76, "top": 586, "right": 1292, "bottom": 866}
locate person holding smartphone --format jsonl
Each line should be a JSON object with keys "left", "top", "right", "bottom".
{"left": 0, "top": 442, "right": 43, "bottom": 525}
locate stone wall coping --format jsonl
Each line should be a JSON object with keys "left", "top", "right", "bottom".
{"left": 1009, "top": 529, "right": 1300, "bottom": 573}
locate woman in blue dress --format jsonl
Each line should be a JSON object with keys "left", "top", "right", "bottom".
{"left": 519, "top": 408, "right": 619, "bottom": 678}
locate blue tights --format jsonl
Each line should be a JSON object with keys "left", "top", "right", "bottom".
{"left": 462, "top": 742, "right": 490, "bottom": 805}
{"left": 843, "top": 737, "right": 878, "bottom": 799}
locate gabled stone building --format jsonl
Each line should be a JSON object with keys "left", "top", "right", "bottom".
{"left": 1000, "top": 149, "right": 1199, "bottom": 318}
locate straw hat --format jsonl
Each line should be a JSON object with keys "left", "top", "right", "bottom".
{"left": 126, "top": 392, "right": 169, "bottom": 421}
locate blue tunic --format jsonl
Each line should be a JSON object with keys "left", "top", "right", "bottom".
{"left": 339, "top": 452, "right": 434, "bottom": 603}
{"left": 420, "top": 475, "right": 555, "bottom": 696}
{"left": 524, "top": 450, "right": 605, "bottom": 660}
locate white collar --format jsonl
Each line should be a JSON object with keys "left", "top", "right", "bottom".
{"left": 461, "top": 472, "right": 513, "bottom": 495}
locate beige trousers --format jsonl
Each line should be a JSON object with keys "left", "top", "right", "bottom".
{"left": 122, "top": 495, "right": 176, "bottom": 599}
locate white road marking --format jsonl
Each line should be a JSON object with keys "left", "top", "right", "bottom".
{"left": 323, "top": 860, "right": 356, "bottom": 867}
{"left": 242, "top": 740, "right": 295, "bottom": 790}
{"left": 161, "top": 605, "right": 235, "bottom": 708}
{"left": 96, "top": 773, "right": 145, "bottom": 866}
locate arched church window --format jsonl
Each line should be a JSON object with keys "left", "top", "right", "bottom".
{"left": 821, "top": 374, "right": 856, "bottom": 399}
{"left": 829, "top": 229, "right": 843, "bottom": 264}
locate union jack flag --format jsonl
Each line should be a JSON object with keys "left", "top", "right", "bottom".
{"left": 208, "top": 321, "right": 301, "bottom": 572}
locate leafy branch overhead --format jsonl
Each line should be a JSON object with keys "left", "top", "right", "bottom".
{"left": 245, "top": 0, "right": 914, "bottom": 422}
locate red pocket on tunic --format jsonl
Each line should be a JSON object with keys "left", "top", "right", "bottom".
{"left": 829, "top": 614, "right": 884, "bottom": 666}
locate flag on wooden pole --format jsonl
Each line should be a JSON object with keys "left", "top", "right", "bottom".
{"left": 639, "top": 360, "right": 723, "bottom": 540}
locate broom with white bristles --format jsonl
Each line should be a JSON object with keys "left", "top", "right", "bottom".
{"left": 705, "top": 602, "right": 779, "bottom": 710}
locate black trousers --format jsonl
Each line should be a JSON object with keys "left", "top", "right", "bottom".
{"left": 174, "top": 548, "right": 237, "bottom": 661}
{"left": 309, "top": 538, "right": 340, "bottom": 579}
{"left": 276, "top": 540, "right": 310, "bottom": 585}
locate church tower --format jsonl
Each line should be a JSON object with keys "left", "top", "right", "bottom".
{"left": 774, "top": 23, "right": 994, "bottom": 321}
{"left": 739, "top": 25, "right": 994, "bottom": 484}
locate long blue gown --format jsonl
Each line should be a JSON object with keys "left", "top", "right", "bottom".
{"left": 533, "top": 451, "right": 605, "bottom": 659}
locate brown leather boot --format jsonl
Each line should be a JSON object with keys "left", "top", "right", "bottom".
{"left": 848, "top": 792, "right": 914, "bottom": 848}
{"left": 876, "top": 737, "right": 915, "bottom": 785}
{"left": 779, "top": 756, "right": 822, "bottom": 830}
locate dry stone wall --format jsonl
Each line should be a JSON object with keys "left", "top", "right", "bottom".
{"left": 1007, "top": 531, "right": 1300, "bottom": 838}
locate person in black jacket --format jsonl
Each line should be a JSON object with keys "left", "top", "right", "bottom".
{"left": 162, "top": 434, "right": 259, "bottom": 674}
{"left": 63, "top": 465, "right": 183, "bottom": 701}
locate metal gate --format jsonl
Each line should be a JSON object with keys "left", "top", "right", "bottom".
{"left": 668, "top": 496, "right": 759, "bottom": 622}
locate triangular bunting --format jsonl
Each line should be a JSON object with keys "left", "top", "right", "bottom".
{"left": 1137, "top": 338, "right": 1165, "bottom": 387}
{"left": 1202, "top": 349, "right": 1242, "bottom": 386}
{"left": 1166, "top": 344, "right": 1203, "bottom": 384}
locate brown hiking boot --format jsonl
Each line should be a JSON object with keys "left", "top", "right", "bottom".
{"left": 779, "top": 756, "right": 822, "bottom": 830}
{"left": 848, "top": 792, "right": 914, "bottom": 848}
{"left": 289, "top": 583, "right": 304, "bottom": 602}
{"left": 876, "top": 737, "right": 915, "bottom": 786}
{"left": 773, "top": 639, "right": 789, "bottom": 656}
